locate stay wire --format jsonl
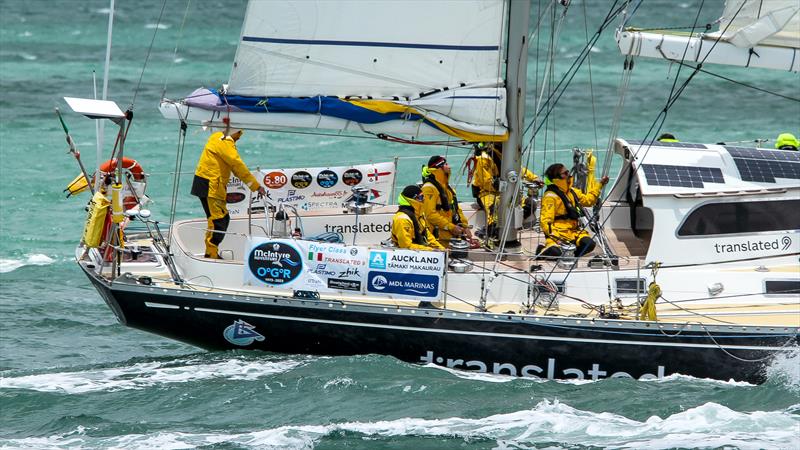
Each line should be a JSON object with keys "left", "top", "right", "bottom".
{"left": 168, "top": 120, "right": 188, "bottom": 244}
{"left": 595, "top": 0, "right": 749, "bottom": 230}
{"left": 582, "top": 0, "right": 599, "bottom": 152}
{"left": 162, "top": 0, "right": 192, "bottom": 100}
{"left": 131, "top": 0, "right": 168, "bottom": 109}
{"left": 671, "top": 60, "right": 800, "bottom": 103}
{"left": 523, "top": 1, "right": 626, "bottom": 140}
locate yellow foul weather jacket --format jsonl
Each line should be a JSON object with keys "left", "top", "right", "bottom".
{"left": 471, "top": 151, "right": 538, "bottom": 225}
{"left": 421, "top": 167, "right": 468, "bottom": 243}
{"left": 192, "top": 132, "right": 260, "bottom": 200}
{"left": 391, "top": 198, "right": 444, "bottom": 251}
{"left": 539, "top": 176, "right": 601, "bottom": 248}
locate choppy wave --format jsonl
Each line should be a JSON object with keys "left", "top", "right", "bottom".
{"left": 0, "top": 357, "right": 302, "bottom": 394}
{"left": 767, "top": 347, "right": 800, "bottom": 391}
{"left": 0, "top": 254, "right": 55, "bottom": 273}
{"left": 429, "top": 363, "right": 757, "bottom": 387}
{"left": 2, "top": 401, "right": 797, "bottom": 449}
{"left": 144, "top": 23, "right": 170, "bottom": 30}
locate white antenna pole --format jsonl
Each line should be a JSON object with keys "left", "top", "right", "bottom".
{"left": 93, "top": 70, "right": 100, "bottom": 172}
{"left": 97, "top": 0, "right": 115, "bottom": 178}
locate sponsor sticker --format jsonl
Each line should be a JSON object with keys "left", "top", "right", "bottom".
{"left": 248, "top": 241, "right": 303, "bottom": 285}
{"left": 291, "top": 171, "right": 313, "bottom": 189}
{"left": 367, "top": 271, "right": 439, "bottom": 298}
{"left": 327, "top": 278, "right": 361, "bottom": 291}
{"left": 263, "top": 171, "right": 288, "bottom": 189}
{"left": 369, "top": 251, "right": 387, "bottom": 269}
{"left": 342, "top": 168, "right": 363, "bottom": 186}
{"left": 317, "top": 170, "right": 339, "bottom": 188}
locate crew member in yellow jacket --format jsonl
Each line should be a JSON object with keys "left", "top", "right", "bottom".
{"left": 469, "top": 143, "right": 540, "bottom": 237}
{"left": 538, "top": 163, "right": 608, "bottom": 258}
{"left": 391, "top": 185, "right": 445, "bottom": 251}
{"left": 191, "top": 128, "right": 266, "bottom": 259}
{"left": 421, "top": 155, "right": 471, "bottom": 246}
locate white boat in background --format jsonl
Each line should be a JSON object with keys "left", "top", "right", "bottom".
{"left": 66, "top": 0, "right": 798, "bottom": 383}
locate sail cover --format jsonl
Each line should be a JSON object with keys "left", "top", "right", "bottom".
{"left": 178, "top": 0, "right": 509, "bottom": 141}
{"left": 714, "top": 0, "right": 800, "bottom": 49}
{"left": 616, "top": 0, "right": 799, "bottom": 72}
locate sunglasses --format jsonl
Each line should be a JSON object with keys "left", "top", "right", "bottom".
{"left": 560, "top": 170, "right": 570, "bottom": 178}
{"left": 415, "top": 193, "right": 424, "bottom": 201}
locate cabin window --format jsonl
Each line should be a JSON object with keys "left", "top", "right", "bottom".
{"left": 677, "top": 200, "right": 800, "bottom": 236}
{"left": 764, "top": 280, "right": 800, "bottom": 295}
{"left": 615, "top": 278, "right": 646, "bottom": 295}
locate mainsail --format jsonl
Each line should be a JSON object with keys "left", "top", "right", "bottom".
{"left": 161, "top": 0, "right": 510, "bottom": 141}
{"left": 616, "top": 0, "right": 800, "bottom": 72}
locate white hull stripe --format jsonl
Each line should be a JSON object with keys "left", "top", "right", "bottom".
{"left": 144, "top": 302, "right": 181, "bottom": 309}
{"left": 187, "top": 306, "right": 794, "bottom": 351}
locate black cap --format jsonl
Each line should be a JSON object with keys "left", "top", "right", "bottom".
{"left": 401, "top": 184, "right": 422, "bottom": 199}
{"left": 427, "top": 155, "right": 447, "bottom": 168}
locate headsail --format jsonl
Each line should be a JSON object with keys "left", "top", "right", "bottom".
{"left": 161, "top": 0, "right": 510, "bottom": 141}
{"left": 616, "top": 0, "right": 800, "bottom": 72}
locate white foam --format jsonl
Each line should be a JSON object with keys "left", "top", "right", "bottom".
{"left": 145, "top": 23, "right": 170, "bottom": 30}
{"left": 2, "top": 400, "right": 797, "bottom": 449}
{"left": 0, "top": 357, "right": 302, "bottom": 394}
{"left": 766, "top": 346, "right": 800, "bottom": 391}
{"left": 0, "top": 254, "right": 55, "bottom": 273}
{"left": 653, "top": 373, "right": 755, "bottom": 387}
{"left": 4, "top": 401, "right": 797, "bottom": 449}
{"left": 425, "top": 363, "right": 516, "bottom": 383}
{"left": 323, "top": 377, "right": 356, "bottom": 390}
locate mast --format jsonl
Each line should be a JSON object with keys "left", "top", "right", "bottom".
{"left": 497, "top": 0, "right": 531, "bottom": 248}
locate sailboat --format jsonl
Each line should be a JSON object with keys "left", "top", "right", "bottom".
{"left": 66, "top": 0, "right": 798, "bottom": 383}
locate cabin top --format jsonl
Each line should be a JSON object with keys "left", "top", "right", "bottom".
{"left": 614, "top": 139, "right": 800, "bottom": 196}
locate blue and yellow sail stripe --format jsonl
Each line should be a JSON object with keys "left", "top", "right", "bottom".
{"left": 216, "top": 90, "right": 507, "bottom": 143}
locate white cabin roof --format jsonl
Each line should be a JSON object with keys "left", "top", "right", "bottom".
{"left": 614, "top": 138, "right": 800, "bottom": 196}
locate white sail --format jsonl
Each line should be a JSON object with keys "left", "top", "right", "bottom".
{"left": 616, "top": 0, "right": 800, "bottom": 72}
{"left": 161, "top": 0, "right": 510, "bottom": 141}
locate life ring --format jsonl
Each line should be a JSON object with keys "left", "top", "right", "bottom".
{"left": 65, "top": 157, "right": 148, "bottom": 211}
{"left": 99, "top": 158, "right": 147, "bottom": 210}
{"left": 99, "top": 157, "right": 146, "bottom": 181}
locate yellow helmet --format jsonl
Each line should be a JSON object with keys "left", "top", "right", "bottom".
{"left": 775, "top": 133, "right": 799, "bottom": 150}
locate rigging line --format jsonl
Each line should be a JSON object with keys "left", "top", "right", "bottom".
{"left": 168, "top": 120, "right": 188, "bottom": 241}
{"left": 582, "top": 0, "right": 599, "bottom": 152}
{"left": 527, "top": 0, "right": 625, "bottom": 135}
{"left": 700, "top": 324, "right": 794, "bottom": 362}
{"left": 523, "top": 1, "right": 626, "bottom": 140}
{"left": 130, "top": 0, "right": 168, "bottom": 109}
{"left": 656, "top": 296, "right": 737, "bottom": 324}
{"left": 594, "top": 0, "right": 750, "bottom": 228}
{"left": 671, "top": 60, "right": 800, "bottom": 102}
{"left": 162, "top": 0, "right": 192, "bottom": 99}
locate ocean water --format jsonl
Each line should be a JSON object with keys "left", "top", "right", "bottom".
{"left": 1, "top": 0, "right": 799, "bottom": 448}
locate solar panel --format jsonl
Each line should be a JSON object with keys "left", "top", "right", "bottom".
{"left": 627, "top": 140, "right": 707, "bottom": 149}
{"left": 725, "top": 146, "right": 800, "bottom": 183}
{"left": 641, "top": 164, "right": 724, "bottom": 188}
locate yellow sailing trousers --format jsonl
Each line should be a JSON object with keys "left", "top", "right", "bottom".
{"left": 199, "top": 197, "right": 230, "bottom": 259}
